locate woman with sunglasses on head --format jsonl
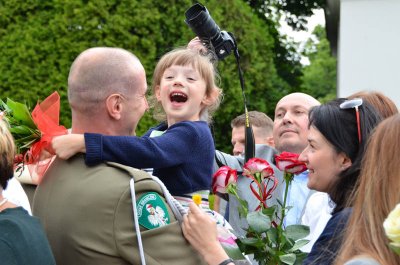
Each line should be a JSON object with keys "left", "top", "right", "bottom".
{"left": 334, "top": 114, "right": 400, "bottom": 265}
{"left": 301, "top": 91, "right": 399, "bottom": 253}
{"left": 300, "top": 98, "right": 382, "bottom": 265}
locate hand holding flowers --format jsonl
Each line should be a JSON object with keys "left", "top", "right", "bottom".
{"left": 213, "top": 154, "right": 310, "bottom": 265}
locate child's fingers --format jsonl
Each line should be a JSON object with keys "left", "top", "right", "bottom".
{"left": 40, "top": 149, "right": 54, "bottom": 160}
{"left": 188, "top": 202, "right": 202, "bottom": 215}
{"left": 52, "top": 135, "right": 73, "bottom": 160}
{"left": 187, "top": 37, "right": 207, "bottom": 52}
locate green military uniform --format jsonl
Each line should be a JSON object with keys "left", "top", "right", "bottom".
{"left": 33, "top": 154, "right": 205, "bottom": 265}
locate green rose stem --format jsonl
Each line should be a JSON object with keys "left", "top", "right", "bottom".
{"left": 255, "top": 172, "right": 266, "bottom": 210}
{"left": 227, "top": 184, "right": 248, "bottom": 217}
{"left": 277, "top": 171, "right": 293, "bottom": 252}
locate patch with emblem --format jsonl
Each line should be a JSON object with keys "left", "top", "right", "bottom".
{"left": 136, "top": 192, "right": 170, "bottom": 229}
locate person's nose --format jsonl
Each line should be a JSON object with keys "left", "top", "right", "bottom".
{"left": 173, "top": 75, "right": 184, "bottom": 87}
{"left": 298, "top": 148, "right": 307, "bottom": 163}
{"left": 233, "top": 143, "right": 244, "bottom": 156}
{"left": 282, "top": 111, "right": 293, "bottom": 125}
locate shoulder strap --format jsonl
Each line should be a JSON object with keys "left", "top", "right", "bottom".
{"left": 150, "top": 176, "right": 187, "bottom": 223}
{"left": 105, "top": 163, "right": 147, "bottom": 265}
{"left": 129, "top": 179, "right": 146, "bottom": 265}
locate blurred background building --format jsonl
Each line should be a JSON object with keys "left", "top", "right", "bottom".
{"left": 326, "top": 0, "right": 400, "bottom": 107}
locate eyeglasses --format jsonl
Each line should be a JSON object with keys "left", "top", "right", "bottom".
{"left": 339, "top": 98, "right": 363, "bottom": 143}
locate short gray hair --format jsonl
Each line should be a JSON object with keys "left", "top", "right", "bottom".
{"left": 68, "top": 47, "right": 142, "bottom": 114}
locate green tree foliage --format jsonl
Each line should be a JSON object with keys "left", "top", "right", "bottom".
{"left": 246, "top": 0, "right": 328, "bottom": 98}
{"left": 0, "top": 0, "right": 292, "bottom": 152}
{"left": 246, "top": 1, "right": 304, "bottom": 94}
{"left": 247, "top": 0, "right": 326, "bottom": 31}
{"left": 301, "top": 25, "right": 337, "bottom": 103}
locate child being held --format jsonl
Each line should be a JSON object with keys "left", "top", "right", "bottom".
{"left": 52, "top": 47, "right": 221, "bottom": 204}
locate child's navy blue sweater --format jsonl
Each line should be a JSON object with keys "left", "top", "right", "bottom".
{"left": 84, "top": 121, "right": 214, "bottom": 196}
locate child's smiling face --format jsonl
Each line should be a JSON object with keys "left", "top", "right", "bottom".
{"left": 155, "top": 64, "right": 208, "bottom": 126}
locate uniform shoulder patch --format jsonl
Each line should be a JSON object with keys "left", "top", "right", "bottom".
{"left": 136, "top": 192, "right": 170, "bottom": 229}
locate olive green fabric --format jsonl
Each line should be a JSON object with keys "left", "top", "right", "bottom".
{"left": 33, "top": 154, "right": 205, "bottom": 265}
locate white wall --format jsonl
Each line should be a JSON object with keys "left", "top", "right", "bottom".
{"left": 338, "top": 0, "right": 400, "bottom": 107}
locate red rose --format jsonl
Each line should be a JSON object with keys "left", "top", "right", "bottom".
{"left": 275, "top": 152, "right": 307, "bottom": 174}
{"left": 243, "top": 158, "right": 274, "bottom": 180}
{"left": 212, "top": 166, "right": 238, "bottom": 194}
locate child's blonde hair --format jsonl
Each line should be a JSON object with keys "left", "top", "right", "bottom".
{"left": 150, "top": 48, "right": 222, "bottom": 123}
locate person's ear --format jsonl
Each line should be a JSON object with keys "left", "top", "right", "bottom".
{"left": 202, "top": 88, "right": 219, "bottom": 106}
{"left": 155, "top": 85, "right": 161, "bottom": 102}
{"left": 339, "top": 153, "right": 352, "bottom": 171}
{"left": 266, "top": 136, "right": 275, "bottom": 147}
{"left": 106, "top": 94, "right": 123, "bottom": 120}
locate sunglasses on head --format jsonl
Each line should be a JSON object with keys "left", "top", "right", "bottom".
{"left": 339, "top": 98, "right": 363, "bottom": 143}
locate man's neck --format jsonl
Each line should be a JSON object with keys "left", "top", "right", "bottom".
{"left": 71, "top": 122, "right": 119, "bottom": 135}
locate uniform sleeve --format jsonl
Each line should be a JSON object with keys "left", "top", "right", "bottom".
{"left": 0, "top": 240, "right": 18, "bottom": 265}
{"left": 84, "top": 122, "right": 205, "bottom": 168}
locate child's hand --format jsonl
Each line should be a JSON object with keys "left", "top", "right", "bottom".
{"left": 187, "top": 37, "right": 207, "bottom": 53}
{"left": 51, "top": 134, "right": 85, "bottom": 160}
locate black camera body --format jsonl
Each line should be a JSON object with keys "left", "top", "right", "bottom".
{"left": 185, "top": 3, "right": 236, "bottom": 60}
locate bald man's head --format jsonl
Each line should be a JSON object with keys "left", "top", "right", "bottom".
{"left": 68, "top": 47, "right": 145, "bottom": 114}
{"left": 273, "top": 93, "right": 320, "bottom": 154}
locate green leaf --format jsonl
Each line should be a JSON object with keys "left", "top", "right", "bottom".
{"left": 279, "top": 253, "right": 296, "bottom": 265}
{"left": 285, "top": 205, "right": 293, "bottom": 211}
{"left": 389, "top": 243, "right": 400, "bottom": 255}
{"left": 294, "top": 252, "right": 308, "bottom": 265}
{"left": 267, "top": 227, "right": 278, "bottom": 244}
{"left": 247, "top": 211, "right": 271, "bottom": 233}
{"left": 221, "top": 243, "right": 246, "bottom": 260}
{"left": 285, "top": 225, "right": 310, "bottom": 241}
{"left": 237, "top": 197, "right": 249, "bottom": 217}
{"left": 9, "top": 125, "right": 39, "bottom": 136}
{"left": 262, "top": 205, "right": 277, "bottom": 218}
{"left": 0, "top": 100, "right": 11, "bottom": 112}
{"left": 6, "top": 98, "right": 36, "bottom": 128}
{"left": 239, "top": 237, "right": 261, "bottom": 246}
{"left": 288, "top": 239, "right": 310, "bottom": 251}
{"left": 19, "top": 138, "right": 39, "bottom": 149}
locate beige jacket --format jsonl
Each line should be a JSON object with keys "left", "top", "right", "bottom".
{"left": 33, "top": 155, "right": 205, "bottom": 265}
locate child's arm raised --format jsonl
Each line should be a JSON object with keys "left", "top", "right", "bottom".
{"left": 52, "top": 134, "right": 86, "bottom": 160}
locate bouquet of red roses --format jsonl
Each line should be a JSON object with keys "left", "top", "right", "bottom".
{"left": 213, "top": 153, "right": 309, "bottom": 265}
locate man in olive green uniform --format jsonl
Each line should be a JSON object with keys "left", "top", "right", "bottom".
{"left": 33, "top": 47, "right": 205, "bottom": 265}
